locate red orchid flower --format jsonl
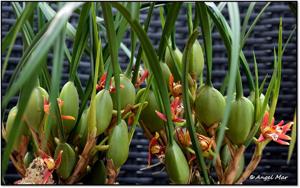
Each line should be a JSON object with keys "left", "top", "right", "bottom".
{"left": 39, "top": 150, "right": 63, "bottom": 184}
{"left": 176, "top": 127, "right": 191, "bottom": 147}
{"left": 155, "top": 97, "right": 185, "bottom": 123}
{"left": 169, "top": 74, "right": 182, "bottom": 97}
{"left": 96, "top": 72, "right": 108, "bottom": 91}
{"left": 187, "top": 133, "right": 215, "bottom": 163}
{"left": 96, "top": 72, "right": 124, "bottom": 93}
{"left": 135, "top": 70, "right": 149, "bottom": 88}
{"left": 258, "top": 111, "right": 293, "bottom": 145}
{"left": 44, "top": 97, "right": 75, "bottom": 121}
{"left": 147, "top": 132, "right": 164, "bottom": 166}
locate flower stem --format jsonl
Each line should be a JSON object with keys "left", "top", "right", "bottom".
{"left": 236, "top": 140, "right": 269, "bottom": 184}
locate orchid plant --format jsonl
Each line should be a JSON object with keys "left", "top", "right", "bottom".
{"left": 1, "top": 2, "right": 296, "bottom": 185}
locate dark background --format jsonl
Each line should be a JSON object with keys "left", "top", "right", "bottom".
{"left": 1, "top": 2, "right": 297, "bottom": 185}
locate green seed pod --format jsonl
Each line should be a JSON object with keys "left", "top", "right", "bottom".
{"left": 248, "top": 92, "right": 269, "bottom": 113}
{"left": 221, "top": 145, "right": 245, "bottom": 182}
{"left": 72, "top": 109, "right": 88, "bottom": 150}
{"left": 6, "top": 106, "right": 29, "bottom": 150}
{"left": 136, "top": 88, "right": 164, "bottom": 132}
{"left": 160, "top": 62, "right": 172, "bottom": 88}
{"left": 24, "top": 151, "right": 35, "bottom": 168}
{"left": 23, "top": 87, "right": 44, "bottom": 131}
{"left": 95, "top": 90, "right": 113, "bottom": 136}
{"left": 89, "top": 160, "right": 107, "bottom": 184}
{"left": 111, "top": 74, "right": 136, "bottom": 110}
{"left": 38, "top": 86, "right": 49, "bottom": 100}
{"left": 59, "top": 81, "right": 79, "bottom": 135}
{"left": 226, "top": 97, "right": 254, "bottom": 145}
{"left": 189, "top": 40, "right": 204, "bottom": 79}
{"left": 165, "top": 47, "right": 182, "bottom": 82}
{"left": 106, "top": 120, "right": 129, "bottom": 169}
{"left": 194, "top": 85, "right": 226, "bottom": 127}
{"left": 54, "top": 142, "right": 76, "bottom": 179}
{"left": 165, "top": 142, "right": 190, "bottom": 184}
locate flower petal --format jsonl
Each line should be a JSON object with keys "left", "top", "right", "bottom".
{"left": 257, "top": 134, "right": 266, "bottom": 142}
{"left": 275, "top": 139, "right": 290, "bottom": 145}
{"left": 61, "top": 115, "right": 75, "bottom": 121}
{"left": 42, "top": 170, "right": 52, "bottom": 184}
{"left": 155, "top": 111, "right": 167, "bottom": 122}
{"left": 277, "top": 133, "right": 291, "bottom": 141}
{"left": 173, "top": 117, "right": 185, "bottom": 123}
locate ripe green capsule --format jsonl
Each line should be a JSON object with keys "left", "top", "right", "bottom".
{"left": 165, "top": 47, "right": 182, "bottom": 82}
{"left": 38, "top": 86, "right": 49, "bottom": 100}
{"left": 160, "top": 62, "right": 172, "bottom": 88}
{"left": 95, "top": 90, "right": 113, "bottom": 136}
{"left": 136, "top": 88, "right": 164, "bottom": 132}
{"left": 106, "top": 120, "right": 129, "bottom": 169}
{"left": 189, "top": 40, "right": 204, "bottom": 79}
{"left": 6, "top": 106, "right": 29, "bottom": 150}
{"left": 194, "top": 85, "right": 226, "bottom": 127}
{"left": 54, "top": 142, "right": 76, "bottom": 179}
{"left": 111, "top": 74, "right": 136, "bottom": 110}
{"left": 23, "top": 87, "right": 44, "bottom": 131}
{"left": 165, "top": 142, "right": 190, "bottom": 184}
{"left": 59, "top": 81, "right": 79, "bottom": 135}
{"left": 221, "top": 145, "right": 245, "bottom": 182}
{"left": 226, "top": 97, "right": 254, "bottom": 145}
{"left": 89, "top": 160, "right": 107, "bottom": 184}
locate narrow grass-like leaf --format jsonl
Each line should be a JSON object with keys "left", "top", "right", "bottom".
{"left": 241, "top": 2, "right": 255, "bottom": 44}
{"left": 87, "top": 3, "right": 103, "bottom": 133}
{"left": 157, "top": 2, "right": 182, "bottom": 61}
{"left": 132, "top": 2, "right": 155, "bottom": 85}
{"left": 259, "top": 74, "right": 269, "bottom": 94}
{"left": 102, "top": 3, "right": 122, "bottom": 123}
{"left": 125, "top": 2, "right": 140, "bottom": 78}
{"left": 69, "top": 3, "right": 90, "bottom": 82}
{"left": 214, "top": 2, "right": 240, "bottom": 161}
{"left": 11, "top": 2, "right": 35, "bottom": 48}
{"left": 283, "top": 26, "right": 296, "bottom": 54}
{"left": 2, "top": 75, "right": 38, "bottom": 176}
{"left": 2, "top": 2, "right": 37, "bottom": 78}
{"left": 241, "top": 2, "right": 270, "bottom": 48}
{"left": 43, "top": 28, "right": 66, "bottom": 148}
{"left": 268, "top": 18, "right": 282, "bottom": 125}
{"left": 4, "top": 21, "right": 52, "bottom": 112}
{"left": 38, "top": 2, "right": 76, "bottom": 37}
{"left": 2, "top": 2, "right": 36, "bottom": 52}
{"left": 197, "top": 2, "right": 212, "bottom": 86}
{"left": 38, "top": 3, "right": 86, "bottom": 99}
{"left": 220, "top": 73, "right": 229, "bottom": 95}
{"left": 206, "top": 2, "right": 255, "bottom": 91}
{"left": 111, "top": 2, "right": 175, "bottom": 145}
{"left": 245, "top": 49, "right": 278, "bottom": 147}
{"left": 287, "top": 110, "right": 297, "bottom": 164}
{"left": 182, "top": 30, "right": 210, "bottom": 184}
{"left": 253, "top": 51, "right": 260, "bottom": 121}
{"left": 187, "top": 3, "right": 193, "bottom": 35}
{"left": 12, "top": 2, "right": 51, "bottom": 92}
{"left": 2, "top": 2, "right": 84, "bottom": 109}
